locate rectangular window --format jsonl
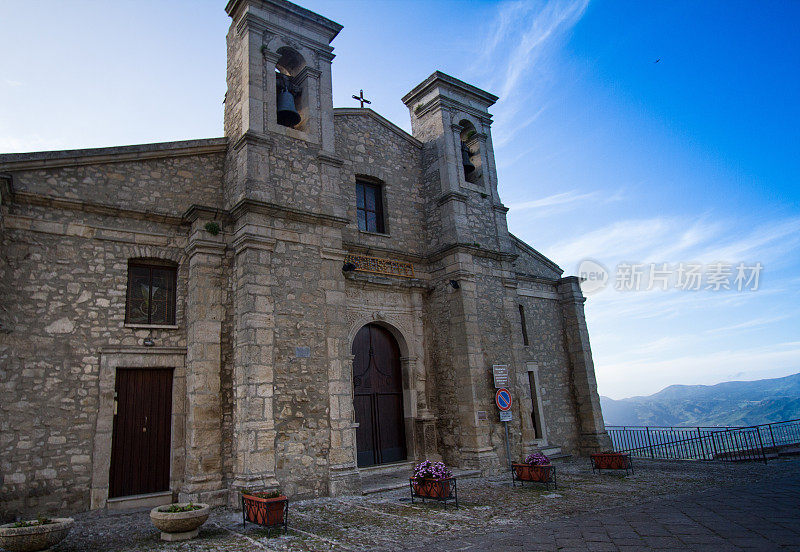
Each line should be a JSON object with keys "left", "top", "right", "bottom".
{"left": 528, "top": 370, "right": 543, "bottom": 439}
{"left": 356, "top": 180, "right": 385, "bottom": 233}
{"left": 519, "top": 304, "right": 529, "bottom": 346}
{"left": 125, "top": 262, "right": 177, "bottom": 325}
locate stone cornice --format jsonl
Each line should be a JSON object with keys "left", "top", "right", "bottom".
{"left": 493, "top": 204, "right": 510, "bottom": 214}
{"left": 426, "top": 243, "right": 518, "bottom": 265}
{"left": 333, "top": 108, "right": 422, "bottom": 149}
{"left": 402, "top": 71, "right": 498, "bottom": 109}
{"left": 229, "top": 198, "right": 349, "bottom": 227}
{"left": 99, "top": 346, "right": 187, "bottom": 355}
{"left": 232, "top": 232, "right": 276, "bottom": 255}
{"left": 343, "top": 271, "right": 430, "bottom": 291}
{"left": 185, "top": 238, "right": 227, "bottom": 258}
{"left": 182, "top": 205, "right": 230, "bottom": 225}
{"left": 11, "top": 190, "right": 187, "bottom": 226}
{"left": 231, "top": 130, "right": 274, "bottom": 152}
{"left": 0, "top": 138, "right": 227, "bottom": 171}
{"left": 514, "top": 273, "right": 561, "bottom": 286}
{"left": 436, "top": 191, "right": 468, "bottom": 205}
{"left": 226, "top": 0, "right": 343, "bottom": 44}
{"left": 342, "top": 241, "right": 424, "bottom": 264}
{"left": 296, "top": 66, "right": 322, "bottom": 82}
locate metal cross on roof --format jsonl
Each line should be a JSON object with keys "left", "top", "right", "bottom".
{"left": 352, "top": 89, "right": 371, "bottom": 108}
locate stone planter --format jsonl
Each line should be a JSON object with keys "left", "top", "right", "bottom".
{"left": 0, "top": 518, "right": 73, "bottom": 552}
{"left": 149, "top": 503, "right": 210, "bottom": 542}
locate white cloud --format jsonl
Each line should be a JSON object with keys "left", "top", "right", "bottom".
{"left": 476, "top": 0, "right": 590, "bottom": 145}
{"left": 508, "top": 189, "right": 598, "bottom": 211}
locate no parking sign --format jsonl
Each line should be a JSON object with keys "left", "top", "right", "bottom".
{"left": 496, "top": 388, "right": 512, "bottom": 411}
{"left": 496, "top": 387, "right": 513, "bottom": 468}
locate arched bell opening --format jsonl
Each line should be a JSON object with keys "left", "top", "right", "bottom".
{"left": 458, "top": 119, "right": 483, "bottom": 185}
{"left": 350, "top": 323, "right": 413, "bottom": 468}
{"left": 275, "top": 47, "right": 307, "bottom": 129}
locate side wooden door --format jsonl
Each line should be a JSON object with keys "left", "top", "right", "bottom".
{"left": 109, "top": 368, "right": 173, "bottom": 498}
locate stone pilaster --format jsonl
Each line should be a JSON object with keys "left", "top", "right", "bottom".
{"left": 448, "top": 271, "right": 499, "bottom": 472}
{"left": 229, "top": 223, "right": 279, "bottom": 505}
{"left": 181, "top": 220, "right": 227, "bottom": 504}
{"left": 323, "top": 250, "right": 361, "bottom": 496}
{"left": 557, "top": 276, "right": 612, "bottom": 453}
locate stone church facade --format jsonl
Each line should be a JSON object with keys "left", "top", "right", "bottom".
{"left": 0, "top": 0, "right": 610, "bottom": 518}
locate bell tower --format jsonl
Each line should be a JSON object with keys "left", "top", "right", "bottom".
{"left": 403, "top": 73, "right": 519, "bottom": 472}
{"left": 223, "top": 0, "right": 342, "bottom": 208}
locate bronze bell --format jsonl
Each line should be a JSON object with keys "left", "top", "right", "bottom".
{"left": 461, "top": 142, "right": 475, "bottom": 175}
{"left": 276, "top": 73, "right": 301, "bottom": 127}
{"left": 277, "top": 89, "right": 301, "bottom": 127}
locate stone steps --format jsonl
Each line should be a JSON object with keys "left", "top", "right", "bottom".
{"left": 537, "top": 445, "right": 572, "bottom": 463}
{"left": 360, "top": 463, "right": 481, "bottom": 495}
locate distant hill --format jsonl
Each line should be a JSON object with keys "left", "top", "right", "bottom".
{"left": 601, "top": 373, "right": 800, "bottom": 427}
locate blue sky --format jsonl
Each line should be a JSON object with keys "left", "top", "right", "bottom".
{"left": 1, "top": 1, "right": 798, "bottom": 399}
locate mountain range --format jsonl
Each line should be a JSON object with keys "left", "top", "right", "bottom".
{"left": 601, "top": 372, "right": 800, "bottom": 427}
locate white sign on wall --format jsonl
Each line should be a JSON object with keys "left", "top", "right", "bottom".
{"left": 492, "top": 365, "right": 509, "bottom": 388}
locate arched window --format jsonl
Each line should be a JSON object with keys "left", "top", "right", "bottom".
{"left": 459, "top": 120, "right": 482, "bottom": 185}
{"left": 275, "top": 47, "right": 306, "bottom": 129}
{"left": 125, "top": 259, "right": 177, "bottom": 325}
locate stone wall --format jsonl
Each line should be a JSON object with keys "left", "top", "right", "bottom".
{"left": 0, "top": 145, "right": 225, "bottom": 519}
{"left": 334, "top": 110, "right": 425, "bottom": 258}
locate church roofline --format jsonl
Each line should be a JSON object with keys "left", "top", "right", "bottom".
{"left": 0, "top": 138, "right": 228, "bottom": 171}
{"left": 510, "top": 233, "right": 564, "bottom": 276}
{"left": 334, "top": 108, "right": 422, "bottom": 148}
{"left": 401, "top": 71, "right": 498, "bottom": 108}
{"left": 225, "top": 0, "right": 343, "bottom": 44}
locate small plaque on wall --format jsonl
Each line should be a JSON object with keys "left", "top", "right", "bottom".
{"left": 492, "top": 365, "right": 509, "bottom": 388}
{"left": 295, "top": 346, "right": 310, "bottom": 358}
{"left": 477, "top": 410, "right": 488, "bottom": 421}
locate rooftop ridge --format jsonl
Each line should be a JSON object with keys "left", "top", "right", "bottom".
{"left": 334, "top": 108, "right": 422, "bottom": 148}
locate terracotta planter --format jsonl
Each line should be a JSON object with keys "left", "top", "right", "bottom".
{"left": 242, "top": 494, "right": 287, "bottom": 527}
{"left": 411, "top": 478, "right": 452, "bottom": 499}
{"left": 0, "top": 518, "right": 73, "bottom": 552}
{"left": 591, "top": 452, "right": 632, "bottom": 471}
{"left": 512, "top": 463, "right": 553, "bottom": 482}
{"left": 149, "top": 503, "right": 210, "bottom": 542}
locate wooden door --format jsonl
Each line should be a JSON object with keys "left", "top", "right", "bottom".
{"left": 109, "top": 368, "right": 173, "bottom": 498}
{"left": 352, "top": 324, "right": 406, "bottom": 467}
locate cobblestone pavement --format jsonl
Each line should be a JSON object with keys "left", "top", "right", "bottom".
{"left": 53, "top": 457, "right": 800, "bottom": 551}
{"left": 406, "top": 467, "right": 800, "bottom": 551}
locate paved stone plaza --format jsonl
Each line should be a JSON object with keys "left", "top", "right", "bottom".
{"left": 52, "top": 457, "right": 799, "bottom": 551}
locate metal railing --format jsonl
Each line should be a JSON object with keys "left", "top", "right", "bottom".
{"left": 606, "top": 419, "right": 800, "bottom": 463}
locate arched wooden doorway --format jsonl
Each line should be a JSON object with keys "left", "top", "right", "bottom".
{"left": 352, "top": 323, "right": 407, "bottom": 467}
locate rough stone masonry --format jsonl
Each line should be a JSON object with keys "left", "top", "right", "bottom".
{"left": 0, "top": 0, "right": 610, "bottom": 520}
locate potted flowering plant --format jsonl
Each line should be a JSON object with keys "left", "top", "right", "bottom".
{"left": 512, "top": 452, "right": 556, "bottom": 488}
{"left": 590, "top": 450, "right": 633, "bottom": 473}
{"left": 241, "top": 489, "right": 288, "bottom": 531}
{"left": 410, "top": 461, "right": 458, "bottom": 506}
{"left": 0, "top": 516, "right": 73, "bottom": 552}
{"left": 149, "top": 502, "right": 210, "bottom": 542}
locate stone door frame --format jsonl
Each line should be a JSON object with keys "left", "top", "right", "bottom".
{"left": 90, "top": 346, "right": 186, "bottom": 509}
{"left": 347, "top": 318, "right": 420, "bottom": 467}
